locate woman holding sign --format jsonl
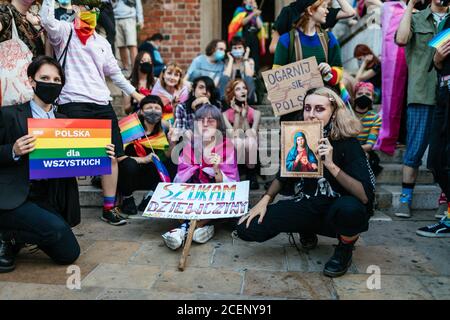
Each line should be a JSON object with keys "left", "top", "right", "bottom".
{"left": 0, "top": 56, "right": 115, "bottom": 272}
{"left": 118, "top": 95, "right": 177, "bottom": 216}
{"left": 162, "top": 104, "right": 239, "bottom": 250}
{"left": 236, "top": 87, "right": 375, "bottom": 278}
{"left": 273, "top": 0, "right": 344, "bottom": 113}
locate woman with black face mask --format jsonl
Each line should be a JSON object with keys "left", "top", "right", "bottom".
{"left": 124, "top": 51, "right": 157, "bottom": 114}
{"left": 118, "top": 95, "right": 177, "bottom": 216}
{"left": 0, "top": 56, "right": 115, "bottom": 273}
{"left": 353, "top": 82, "right": 383, "bottom": 176}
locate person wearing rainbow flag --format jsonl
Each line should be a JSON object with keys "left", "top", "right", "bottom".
{"left": 39, "top": 0, "right": 145, "bottom": 226}
{"left": 228, "top": 0, "right": 267, "bottom": 72}
{"left": 118, "top": 95, "right": 176, "bottom": 216}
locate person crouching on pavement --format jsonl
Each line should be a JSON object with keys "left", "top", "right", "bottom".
{"left": 235, "top": 86, "right": 376, "bottom": 278}
{"left": 0, "top": 56, "right": 116, "bottom": 273}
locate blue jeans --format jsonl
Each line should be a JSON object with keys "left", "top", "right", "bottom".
{"left": 0, "top": 201, "right": 80, "bottom": 264}
{"left": 403, "top": 104, "right": 434, "bottom": 168}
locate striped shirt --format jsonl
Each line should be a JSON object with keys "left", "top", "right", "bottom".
{"left": 40, "top": 0, "right": 135, "bottom": 106}
{"left": 357, "top": 110, "right": 382, "bottom": 146}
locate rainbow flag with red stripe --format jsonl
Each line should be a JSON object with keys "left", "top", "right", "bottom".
{"left": 119, "top": 113, "right": 145, "bottom": 144}
{"left": 228, "top": 6, "right": 267, "bottom": 56}
{"left": 28, "top": 119, "right": 112, "bottom": 179}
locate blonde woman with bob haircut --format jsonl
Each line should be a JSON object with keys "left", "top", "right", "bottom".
{"left": 236, "top": 86, "right": 375, "bottom": 278}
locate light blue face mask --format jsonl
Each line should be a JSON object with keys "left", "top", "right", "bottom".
{"left": 231, "top": 49, "right": 245, "bottom": 58}
{"left": 214, "top": 50, "right": 225, "bottom": 61}
{"left": 57, "top": 0, "right": 71, "bottom": 6}
{"left": 245, "top": 4, "right": 253, "bottom": 10}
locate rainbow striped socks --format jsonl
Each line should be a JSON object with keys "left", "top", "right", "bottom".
{"left": 103, "top": 196, "right": 116, "bottom": 211}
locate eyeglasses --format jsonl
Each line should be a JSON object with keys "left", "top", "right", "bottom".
{"left": 197, "top": 117, "right": 217, "bottom": 126}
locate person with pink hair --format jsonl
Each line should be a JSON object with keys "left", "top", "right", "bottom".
{"left": 353, "top": 82, "right": 383, "bottom": 176}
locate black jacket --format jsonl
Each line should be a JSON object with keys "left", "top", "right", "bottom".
{"left": 0, "top": 102, "right": 80, "bottom": 227}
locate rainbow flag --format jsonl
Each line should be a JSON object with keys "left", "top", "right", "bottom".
{"left": 152, "top": 154, "right": 171, "bottom": 183}
{"left": 119, "top": 113, "right": 145, "bottom": 144}
{"left": 228, "top": 6, "right": 267, "bottom": 56}
{"left": 429, "top": 28, "right": 450, "bottom": 49}
{"left": 28, "top": 119, "right": 112, "bottom": 180}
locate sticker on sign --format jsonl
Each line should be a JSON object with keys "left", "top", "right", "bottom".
{"left": 142, "top": 181, "right": 250, "bottom": 220}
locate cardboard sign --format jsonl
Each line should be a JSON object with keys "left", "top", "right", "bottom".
{"left": 142, "top": 181, "right": 250, "bottom": 220}
{"left": 28, "top": 119, "right": 112, "bottom": 179}
{"left": 262, "top": 57, "right": 324, "bottom": 117}
{"left": 281, "top": 121, "right": 323, "bottom": 178}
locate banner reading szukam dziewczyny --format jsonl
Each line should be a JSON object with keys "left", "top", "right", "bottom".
{"left": 28, "top": 118, "right": 112, "bottom": 179}
{"left": 143, "top": 182, "right": 250, "bottom": 220}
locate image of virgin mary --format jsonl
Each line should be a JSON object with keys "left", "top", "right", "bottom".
{"left": 286, "top": 131, "right": 318, "bottom": 172}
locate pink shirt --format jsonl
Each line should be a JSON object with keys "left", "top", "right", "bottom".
{"left": 40, "top": 0, "right": 135, "bottom": 105}
{"left": 224, "top": 106, "right": 255, "bottom": 127}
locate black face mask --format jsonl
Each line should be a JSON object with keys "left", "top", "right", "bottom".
{"left": 140, "top": 62, "right": 153, "bottom": 75}
{"left": 33, "top": 80, "right": 63, "bottom": 104}
{"left": 143, "top": 110, "right": 162, "bottom": 124}
{"left": 354, "top": 95, "right": 373, "bottom": 111}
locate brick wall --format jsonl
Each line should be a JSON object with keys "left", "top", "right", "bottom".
{"left": 140, "top": 0, "right": 202, "bottom": 71}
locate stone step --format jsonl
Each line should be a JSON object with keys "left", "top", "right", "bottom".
{"left": 375, "top": 148, "right": 404, "bottom": 164}
{"left": 78, "top": 183, "right": 440, "bottom": 211}
{"left": 376, "top": 163, "right": 434, "bottom": 185}
{"left": 254, "top": 104, "right": 274, "bottom": 117}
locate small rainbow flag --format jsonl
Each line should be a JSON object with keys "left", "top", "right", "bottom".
{"left": 152, "top": 154, "right": 171, "bottom": 183}
{"left": 28, "top": 119, "right": 112, "bottom": 180}
{"left": 119, "top": 113, "right": 145, "bottom": 144}
{"left": 429, "top": 28, "right": 450, "bottom": 49}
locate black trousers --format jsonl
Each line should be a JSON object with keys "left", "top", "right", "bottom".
{"left": 98, "top": 2, "right": 116, "bottom": 52}
{"left": 0, "top": 201, "right": 80, "bottom": 264}
{"left": 118, "top": 157, "right": 177, "bottom": 196}
{"left": 58, "top": 102, "right": 124, "bottom": 157}
{"left": 236, "top": 196, "right": 369, "bottom": 242}
{"left": 428, "top": 86, "right": 450, "bottom": 199}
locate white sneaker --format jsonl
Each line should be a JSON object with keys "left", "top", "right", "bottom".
{"left": 192, "top": 225, "right": 214, "bottom": 244}
{"left": 435, "top": 203, "right": 447, "bottom": 219}
{"left": 162, "top": 228, "right": 186, "bottom": 250}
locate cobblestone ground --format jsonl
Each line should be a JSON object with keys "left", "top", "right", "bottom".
{"left": 0, "top": 208, "right": 448, "bottom": 300}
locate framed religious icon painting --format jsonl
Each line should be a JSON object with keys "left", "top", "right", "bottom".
{"left": 281, "top": 121, "right": 323, "bottom": 178}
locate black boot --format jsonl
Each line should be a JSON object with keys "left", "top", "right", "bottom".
{"left": 323, "top": 239, "right": 355, "bottom": 278}
{"left": 0, "top": 234, "right": 16, "bottom": 273}
{"left": 299, "top": 232, "right": 318, "bottom": 250}
{"left": 121, "top": 196, "right": 137, "bottom": 216}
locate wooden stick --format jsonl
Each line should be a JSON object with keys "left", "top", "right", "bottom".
{"left": 259, "top": 0, "right": 265, "bottom": 10}
{"left": 178, "top": 220, "right": 197, "bottom": 271}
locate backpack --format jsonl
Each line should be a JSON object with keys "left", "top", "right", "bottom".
{"left": 288, "top": 26, "right": 330, "bottom": 63}
{"left": 123, "top": 0, "right": 136, "bottom": 8}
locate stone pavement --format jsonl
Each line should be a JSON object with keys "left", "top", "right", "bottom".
{"left": 0, "top": 207, "right": 448, "bottom": 300}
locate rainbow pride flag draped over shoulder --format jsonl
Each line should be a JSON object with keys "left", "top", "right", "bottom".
{"left": 119, "top": 113, "right": 145, "bottom": 144}
{"left": 28, "top": 119, "right": 112, "bottom": 179}
{"left": 228, "top": 6, "right": 267, "bottom": 56}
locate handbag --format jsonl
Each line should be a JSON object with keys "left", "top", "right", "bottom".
{"left": 0, "top": 8, "right": 34, "bottom": 106}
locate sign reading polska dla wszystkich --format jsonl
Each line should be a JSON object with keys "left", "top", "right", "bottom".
{"left": 143, "top": 182, "right": 250, "bottom": 220}
{"left": 28, "top": 118, "right": 112, "bottom": 180}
